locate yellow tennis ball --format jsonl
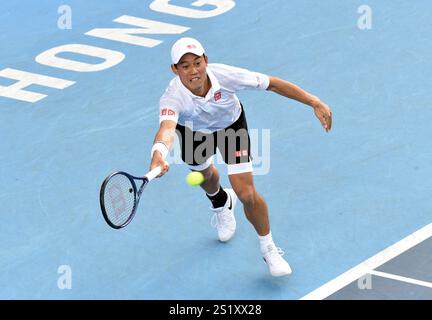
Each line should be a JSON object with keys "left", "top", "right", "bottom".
{"left": 186, "top": 171, "right": 205, "bottom": 186}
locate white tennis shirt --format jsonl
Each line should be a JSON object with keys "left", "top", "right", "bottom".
{"left": 159, "top": 63, "right": 270, "bottom": 132}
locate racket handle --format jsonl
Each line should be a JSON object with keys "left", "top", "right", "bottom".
{"left": 145, "top": 166, "right": 162, "bottom": 182}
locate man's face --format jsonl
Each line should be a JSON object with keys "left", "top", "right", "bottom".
{"left": 172, "top": 53, "right": 208, "bottom": 96}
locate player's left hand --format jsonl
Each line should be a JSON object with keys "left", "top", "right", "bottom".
{"left": 312, "top": 99, "right": 332, "bottom": 132}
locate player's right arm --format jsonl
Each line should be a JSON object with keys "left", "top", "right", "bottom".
{"left": 149, "top": 120, "right": 177, "bottom": 177}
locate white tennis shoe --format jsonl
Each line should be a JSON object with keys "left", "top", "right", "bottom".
{"left": 210, "top": 188, "right": 237, "bottom": 242}
{"left": 262, "top": 245, "right": 292, "bottom": 277}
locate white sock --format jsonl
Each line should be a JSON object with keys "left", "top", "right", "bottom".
{"left": 258, "top": 232, "right": 275, "bottom": 254}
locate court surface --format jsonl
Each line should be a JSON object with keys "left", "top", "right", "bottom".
{"left": 1, "top": 0, "right": 431, "bottom": 299}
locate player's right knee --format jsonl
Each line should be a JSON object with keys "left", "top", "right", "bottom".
{"left": 200, "top": 165, "right": 217, "bottom": 182}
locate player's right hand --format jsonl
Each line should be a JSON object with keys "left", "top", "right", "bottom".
{"left": 150, "top": 153, "right": 169, "bottom": 178}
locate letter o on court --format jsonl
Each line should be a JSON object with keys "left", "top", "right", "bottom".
{"left": 35, "top": 44, "right": 125, "bottom": 72}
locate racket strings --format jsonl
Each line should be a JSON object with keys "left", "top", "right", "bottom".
{"left": 103, "top": 174, "right": 135, "bottom": 226}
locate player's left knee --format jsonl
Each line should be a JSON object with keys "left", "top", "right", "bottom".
{"left": 236, "top": 187, "right": 256, "bottom": 208}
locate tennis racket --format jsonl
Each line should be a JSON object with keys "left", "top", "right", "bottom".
{"left": 99, "top": 167, "right": 162, "bottom": 229}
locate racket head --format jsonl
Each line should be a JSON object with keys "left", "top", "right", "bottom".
{"left": 100, "top": 171, "right": 138, "bottom": 229}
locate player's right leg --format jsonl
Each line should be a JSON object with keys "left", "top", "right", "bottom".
{"left": 175, "top": 124, "right": 236, "bottom": 242}
{"left": 196, "top": 164, "right": 237, "bottom": 242}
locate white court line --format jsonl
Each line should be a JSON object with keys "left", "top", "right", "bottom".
{"left": 301, "top": 223, "right": 432, "bottom": 300}
{"left": 370, "top": 270, "right": 432, "bottom": 289}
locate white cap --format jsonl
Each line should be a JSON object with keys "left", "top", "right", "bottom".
{"left": 170, "top": 37, "right": 205, "bottom": 64}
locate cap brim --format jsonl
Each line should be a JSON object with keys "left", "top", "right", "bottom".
{"left": 173, "top": 49, "right": 205, "bottom": 64}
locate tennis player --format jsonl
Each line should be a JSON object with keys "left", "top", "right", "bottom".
{"left": 149, "top": 37, "right": 332, "bottom": 277}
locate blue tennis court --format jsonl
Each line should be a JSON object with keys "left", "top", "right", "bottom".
{"left": 1, "top": 0, "right": 431, "bottom": 299}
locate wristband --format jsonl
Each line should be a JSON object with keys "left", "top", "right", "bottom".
{"left": 151, "top": 142, "right": 169, "bottom": 159}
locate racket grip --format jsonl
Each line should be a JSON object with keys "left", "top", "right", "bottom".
{"left": 145, "top": 166, "right": 162, "bottom": 182}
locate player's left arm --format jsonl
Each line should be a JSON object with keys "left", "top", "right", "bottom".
{"left": 267, "top": 76, "right": 332, "bottom": 132}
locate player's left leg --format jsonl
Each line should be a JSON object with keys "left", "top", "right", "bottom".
{"left": 220, "top": 104, "right": 291, "bottom": 276}
{"left": 229, "top": 171, "right": 292, "bottom": 277}
{"left": 228, "top": 172, "right": 269, "bottom": 236}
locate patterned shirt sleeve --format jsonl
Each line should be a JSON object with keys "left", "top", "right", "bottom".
{"left": 159, "top": 97, "right": 179, "bottom": 124}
